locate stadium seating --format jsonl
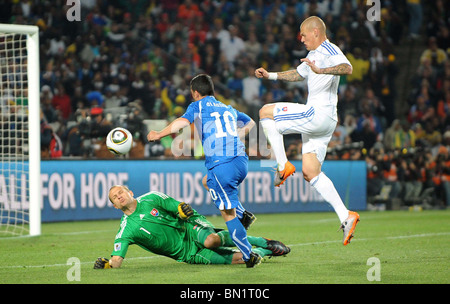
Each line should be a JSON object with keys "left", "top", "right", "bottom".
{"left": 3, "top": 0, "right": 448, "bottom": 208}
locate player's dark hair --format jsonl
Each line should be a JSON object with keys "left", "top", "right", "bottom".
{"left": 190, "top": 74, "right": 215, "bottom": 96}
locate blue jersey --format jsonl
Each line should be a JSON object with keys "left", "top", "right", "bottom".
{"left": 181, "top": 96, "right": 251, "bottom": 169}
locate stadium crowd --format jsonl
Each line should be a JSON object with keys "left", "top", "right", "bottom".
{"left": 1, "top": 0, "right": 449, "bottom": 207}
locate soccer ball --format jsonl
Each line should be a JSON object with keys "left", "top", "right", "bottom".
{"left": 106, "top": 127, "right": 133, "bottom": 155}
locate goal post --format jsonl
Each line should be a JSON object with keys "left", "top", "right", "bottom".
{"left": 0, "top": 24, "right": 41, "bottom": 236}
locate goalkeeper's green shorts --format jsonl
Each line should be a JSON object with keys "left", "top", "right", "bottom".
{"left": 187, "top": 247, "right": 238, "bottom": 265}
{"left": 185, "top": 216, "right": 237, "bottom": 264}
{"left": 187, "top": 215, "right": 220, "bottom": 246}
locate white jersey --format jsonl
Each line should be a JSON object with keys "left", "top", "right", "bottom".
{"left": 296, "top": 39, "right": 351, "bottom": 120}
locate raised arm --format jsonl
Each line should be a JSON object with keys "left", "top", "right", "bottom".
{"left": 300, "top": 58, "right": 353, "bottom": 75}
{"left": 255, "top": 67, "right": 305, "bottom": 82}
{"left": 147, "top": 117, "right": 191, "bottom": 142}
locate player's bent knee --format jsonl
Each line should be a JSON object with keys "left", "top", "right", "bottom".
{"left": 259, "top": 104, "right": 275, "bottom": 119}
{"left": 303, "top": 172, "right": 314, "bottom": 182}
{"left": 204, "top": 234, "right": 221, "bottom": 249}
{"left": 302, "top": 167, "right": 320, "bottom": 182}
{"left": 302, "top": 154, "right": 321, "bottom": 182}
{"left": 202, "top": 175, "right": 209, "bottom": 190}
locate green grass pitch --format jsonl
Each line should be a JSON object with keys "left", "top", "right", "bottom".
{"left": 0, "top": 210, "right": 449, "bottom": 284}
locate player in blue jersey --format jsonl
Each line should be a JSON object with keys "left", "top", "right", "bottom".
{"left": 147, "top": 74, "right": 260, "bottom": 267}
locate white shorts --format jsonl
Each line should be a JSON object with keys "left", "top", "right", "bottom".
{"left": 272, "top": 102, "right": 337, "bottom": 164}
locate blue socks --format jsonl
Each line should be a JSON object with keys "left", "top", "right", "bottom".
{"left": 235, "top": 202, "right": 245, "bottom": 220}
{"left": 225, "top": 217, "right": 252, "bottom": 261}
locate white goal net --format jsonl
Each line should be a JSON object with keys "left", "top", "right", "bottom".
{"left": 0, "top": 24, "right": 41, "bottom": 237}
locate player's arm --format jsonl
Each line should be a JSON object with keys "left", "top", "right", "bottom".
{"left": 109, "top": 256, "right": 123, "bottom": 268}
{"left": 236, "top": 111, "right": 255, "bottom": 140}
{"left": 320, "top": 63, "right": 352, "bottom": 75}
{"left": 150, "top": 192, "right": 195, "bottom": 220}
{"left": 238, "top": 118, "right": 255, "bottom": 139}
{"left": 93, "top": 256, "right": 123, "bottom": 269}
{"left": 147, "top": 117, "right": 190, "bottom": 142}
{"left": 255, "top": 67, "right": 304, "bottom": 82}
{"left": 301, "top": 58, "right": 353, "bottom": 75}
{"left": 177, "top": 202, "right": 194, "bottom": 220}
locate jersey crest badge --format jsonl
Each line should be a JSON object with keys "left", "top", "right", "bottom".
{"left": 114, "top": 243, "right": 121, "bottom": 251}
{"left": 150, "top": 208, "right": 159, "bottom": 216}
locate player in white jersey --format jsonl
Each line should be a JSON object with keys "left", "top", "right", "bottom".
{"left": 255, "top": 16, "right": 360, "bottom": 246}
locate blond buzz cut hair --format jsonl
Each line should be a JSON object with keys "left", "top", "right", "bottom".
{"left": 300, "top": 16, "right": 327, "bottom": 35}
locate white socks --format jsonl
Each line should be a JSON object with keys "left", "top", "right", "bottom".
{"left": 310, "top": 172, "right": 349, "bottom": 223}
{"left": 261, "top": 118, "right": 349, "bottom": 223}
{"left": 260, "top": 118, "right": 288, "bottom": 170}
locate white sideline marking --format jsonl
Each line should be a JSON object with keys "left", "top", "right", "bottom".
{"left": 1, "top": 255, "right": 163, "bottom": 269}
{"left": 287, "top": 232, "right": 450, "bottom": 247}
{"left": 1, "top": 232, "right": 448, "bottom": 270}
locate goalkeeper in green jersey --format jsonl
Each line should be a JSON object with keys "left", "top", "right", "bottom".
{"left": 94, "top": 185, "right": 290, "bottom": 269}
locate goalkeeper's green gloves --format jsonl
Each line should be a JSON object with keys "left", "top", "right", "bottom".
{"left": 178, "top": 202, "right": 193, "bottom": 220}
{"left": 94, "top": 257, "right": 111, "bottom": 269}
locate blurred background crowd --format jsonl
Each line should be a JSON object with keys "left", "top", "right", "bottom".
{"left": 1, "top": 0, "right": 449, "bottom": 208}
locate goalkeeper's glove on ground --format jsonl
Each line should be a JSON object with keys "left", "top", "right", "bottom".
{"left": 178, "top": 202, "right": 193, "bottom": 220}
{"left": 94, "top": 257, "right": 111, "bottom": 269}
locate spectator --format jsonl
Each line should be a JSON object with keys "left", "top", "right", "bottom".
{"left": 338, "top": 86, "right": 359, "bottom": 119}
{"left": 420, "top": 119, "right": 442, "bottom": 148}
{"left": 351, "top": 119, "right": 378, "bottom": 150}
{"left": 209, "top": 18, "right": 230, "bottom": 51}
{"left": 359, "top": 88, "right": 386, "bottom": 127}
{"left": 420, "top": 37, "right": 448, "bottom": 69}
{"left": 355, "top": 102, "right": 383, "bottom": 145}
{"left": 407, "top": 0, "right": 423, "bottom": 39}
{"left": 46, "top": 35, "right": 66, "bottom": 57}
{"left": 244, "top": 31, "right": 262, "bottom": 62}
{"left": 199, "top": 42, "right": 219, "bottom": 76}
{"left": 393, "top": 120, "right": 416, "bottom": 149}
{"left": 177, "top": 0, "right": 200, "bottom": 21}
{"left": 242, "top": 66, "right": 262, "bottom": 120}
{"left": 328, "top": 117, "right": 348, "bottom": 149}
{"left": 188, "top": 20, "right": 207, "bottom": 45}
{"left": 436, "top": 91, "right": 450, "bottom": 127}
{"left": 220, "top": 25, "right": 246, "bottom": 67}
{"left": 86, "top": 90, "right": 104, "bottom": 108}
{"left": 40, "top": 110, "right": 63, "bottom": 159}
{"left": 227, "top": 69, "right": 244, "bottom": 93}
{"left": 52, "top": 83, "right": 72, "bottom": 120}
{"left": 346, "top": 47, "right": 370, "bottom": 84}
{"left": 407, "top": 94, "right": 435, "bottom": 125}
{"left": 383, "top": 119, "right": 401, "bottom": 151}
{"left": 103, "top": 87, "right": 125, "bottom": 109}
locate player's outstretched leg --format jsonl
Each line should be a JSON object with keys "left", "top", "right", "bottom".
{"left": 339, "top": 211, "right": 360, "bottom": 245}
{"left": 225, "top": 217, "right": 260, "bottom": 267}
{"left": 274, "top": 161, "right": 296, "bottom": 187}
{"left": 263, "top": 238, "right": 291, "bottom": 256}
{"left": 240, "top": 210, "right": 257, "bottom": 230}
{"left": 245, "top": 252, "right": 262, "bottom": 268}
{"left": 260, "top": 105, "right": 296, "bottom": 187}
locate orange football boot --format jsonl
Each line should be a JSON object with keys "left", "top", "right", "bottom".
{"left": 274, "top": 161, "right": 296, "bottom": 187}
{"left": 339, "top": 211, "right": 360, "bottom": 246}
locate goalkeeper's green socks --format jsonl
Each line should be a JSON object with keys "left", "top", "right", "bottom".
{"left": 252, "top": 247, "right": 273, "bottom": 258}
{"left": 218, "top": 230, "right": 268, "bottom": 248}
{"left": 217, "top": 229, "right": 273, "bottom": 258}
